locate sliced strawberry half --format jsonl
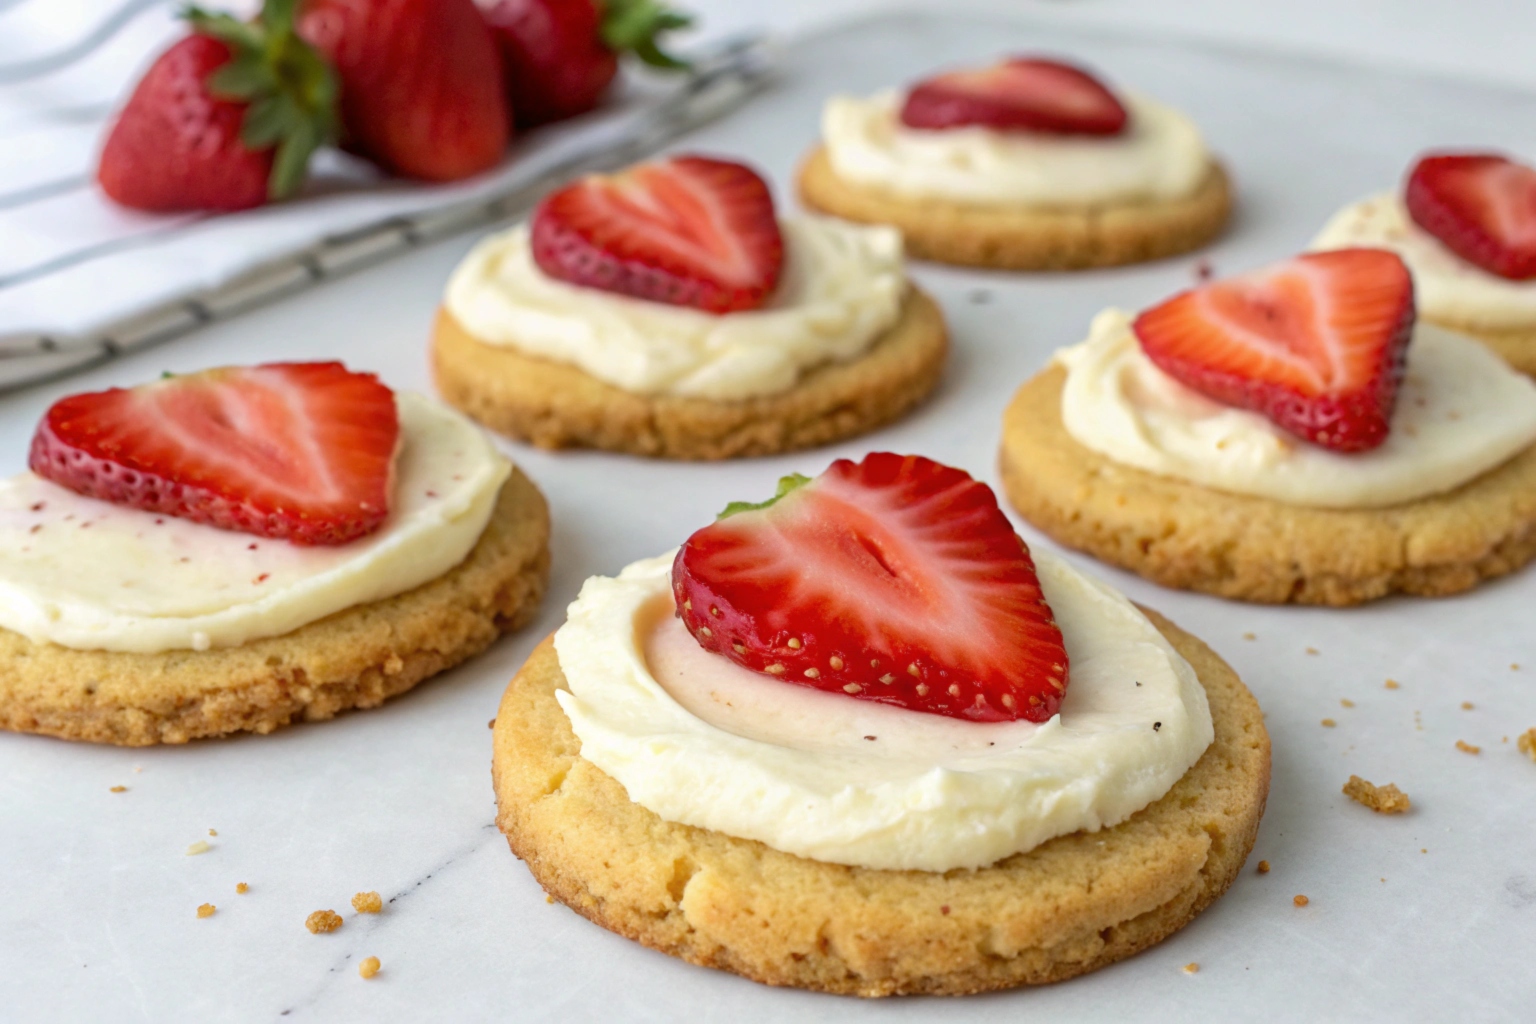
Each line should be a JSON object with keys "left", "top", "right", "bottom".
{"left": 530, "top": 154, "right": 784, "bottom": 314}
{"left": 29, "top": 362, "right": 399, "bottom": 546}
{"left": 900, "top": 56, "right": 1127, "bottom": 135}
{"left": 1132, "top": 249, "right": 1415, "bottom": 453}
{"left": 671, "top": 453, "right": 1069, "bottom": 724}
{"left": 1405, "top": 152, "right": 1536, "bottom": 280}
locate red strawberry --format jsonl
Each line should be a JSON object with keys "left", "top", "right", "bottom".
{"left": 98, "top": 3, "right": 337, "bottom": 212}
{"left": 1406, "top": 152, "right": 1536, "bottom": 281}
{"left": 900, "top": 56, "right": 1127, "bottom": 135}
{"left": 480, "top": 0, "right": 692, "bottom": 130}
{"left": 530, "top": 154, "right": 784, "bottom": 313}
{"left": 299, "top": 0, "right": 510, "bottom": 182}
{"left": 1133, "top": 249, "right": 1415, "bottom": 453}
{"left": 672, "top": 453, "right": 1069, "bottom": 724}
{"left": 29, "top": 363, "right": 399, "bottom": 546}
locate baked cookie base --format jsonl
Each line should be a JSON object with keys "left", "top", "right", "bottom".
{"left": 0, "top": 470, "right": 551, "bottom": 746}
{"left": 1427, "top": 317, "right": 1536, "bottom": 379}
{"left": 797, "top": 146, "right": 1232, "bottom": 271}
{"left": 1000, "top": 366, "right": 1536, "bottom": 605}
{"left": 491, "top": 613, "right": 1269, "bottom": 997}
{"left": 431, "top": 288, "right": 948, "bottom": 460}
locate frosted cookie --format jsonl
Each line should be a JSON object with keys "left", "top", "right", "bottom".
{"left": 1000, "top": 249, "right": 1536, "bottom": 605}
{"left": 0, "top": 362, "right": 549, "bottom": 745}
{"left": 433, "top": 154, "right": 947, "bottom": 459}
{"left": 1312, "top": 152, "right": 1536, "bottom": 376}
{"left": 797, "top": 57, "right": 1231, "bottom": 270}
{"left": 493, "top": 453, "right": 1269, "bottom": 994}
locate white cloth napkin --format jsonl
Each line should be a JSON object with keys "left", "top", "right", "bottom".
{"left": 0, "top": 0, "right": 771, "bottom": 389}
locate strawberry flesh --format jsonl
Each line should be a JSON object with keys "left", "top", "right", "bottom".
{"left": 900, "top": 56, "right": 1127, "bottom": 135}
{"left": 1133, "top": 249, "right": 1415, "bottom": 453}
{"left": 672, "top": 453, "right": 1069, "bottom": 723}
{"left": 1406, "top": 152, "right": 1536, "bottom": 280}
{"left": 531, "top": 154, "right": 784, "bottom": 314}
{"left": 29, "top": 362, "right": 399, "bottom": 546}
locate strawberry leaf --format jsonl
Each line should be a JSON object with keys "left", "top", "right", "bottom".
{"left": 601, "top": 0, "right": 693, "bottom": 71}
{"left": 718, "top": 473, "right": 809, "bottom": 519}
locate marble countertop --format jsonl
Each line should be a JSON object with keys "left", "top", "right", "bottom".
{"left": 2, "top": 7, "right": 1534, "bottom": 1023}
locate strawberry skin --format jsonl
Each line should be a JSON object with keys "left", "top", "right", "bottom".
{"left": 672, "top": 453, "right": 1069, "bottom": 724}
{"left": 300, "top": 0, "right": 510, "bottom": 181}
{"left": 98, "top": 36, "right": 272, "bottom": 212}
{"left": 29, "top": 363, "right": 399, "bottom": 546}
{"left": 481, "top": 0, "right": 692, "bottom": 129}
{"left": 1134, "top": 249, "right": 1415, "bottom": 453}
{"left": 531, "top": 154, "right": 784, "bottom": 313}
{"left": 1406, "top": 152, "right": 1536, "bottom": 280}
{"left": 900, "top": 56, "right": 1127, "bottom": 135}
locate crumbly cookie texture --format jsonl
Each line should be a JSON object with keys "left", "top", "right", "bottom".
{"left": 796, "top": 146, "right": 1231, "bottom": 271}
{"left": 1427, "top": 319, "right": 1536, "bottom": 379}
{"left": 431, "top": 289, "right": 947, "bottom": 461}
{"left": 491, "top": 611, "right": 1269, "bottom": 997}
{"left": 1342, "top": 776, "right": 1411, "bottom": 814}
{"left": 0, "top": 471, "right": 550, "bottom": 746}
{"left": 999, "top": 366, "right": 1536, "bottom": 606}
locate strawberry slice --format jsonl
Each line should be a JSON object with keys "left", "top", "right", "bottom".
{"left": 1405, "top": 152, "right": 1536, "bottom": 280}
{"left": 899, "top": 56, "right": 1127, "bottom": 135}
{"left": 29, "top": 362, "right": 399, "bottom": 546}
{"left": 1132, "top": 249, "right": 1415, "bottom": 453}
{"left": 530, "top": 154, "right": 784, "bottom": 314}
{"left": 671, "top": 453, "right": 1069, "bottom": 724}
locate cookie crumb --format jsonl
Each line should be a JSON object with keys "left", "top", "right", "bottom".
{"left": 359, "top": 956, "right": 381, "bottom": 979}
{"left": 1455, "top": 739, "right": 1481, "bottom": 755}
{"left": 109, "top": 785, "right": 127, "bottom": 793}
{"left": 1513, "top": 664, "right": 1521, "bottom": 671}
{"left": 1385, "top": 679, "right": 1400, "bottom": 690}
{"left": 1293, "top": 895, "right": 1309, "bottom": 907}
{"left": 1256, "top": 860, "right": 1270, "bottom": 874}
{"left": 186, "top": 840, "right": 210, "bottom": 856}
{"left": 545, "top": 894, "right": 555, "bottom": 905}
{"left": 236, "top": 883, "right": 249, "bottom": 894}
{"left": 1340, "top": 699, "right": 1355, "bottom": 708}
{"left": 1183, "top": 962, "right": 1200, "bottom": 974}
{"left": 488, "top": 719, "right": 495, "bottom": 729}
{"left": 1321, "top": 718, "right": 1336, "bottom": 728}
{"left": 352, "top": 891, "right": 383, "bottom": 914}
{"left": 1342, "top": 775, "right": 1411, "bottom": 814}
{"left": 1460, "top": 702, "right": 1474, "bottom": 711}
{"left": 196, "top": 903, "right": 216, "bottom": 918}
{"left": 305, "top": 910, "right": 343, "bottom": 934}
{"left": 208, "top": 828, "right": 217, "bottom": 837}
{"left": 1242, "top": 632, "right": 1255, "bottom": 641}
{"left": 1306, "top": 647, "right": 1319, "bottom": 655}
{"left": 1516, "top": 729, "right": 1536, "bottom": 761}
{"left": 1421, "top": 848, "right": 1428, "bottom": 854}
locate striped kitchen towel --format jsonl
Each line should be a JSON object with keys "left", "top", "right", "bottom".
{"left": 0, "top": 0, "right": 772, "bottom": 390}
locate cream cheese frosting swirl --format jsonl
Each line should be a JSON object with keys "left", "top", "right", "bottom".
{"left": 554, "top": 550, "right": 1213, "bottom": 873}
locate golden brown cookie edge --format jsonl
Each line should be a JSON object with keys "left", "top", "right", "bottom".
{"left": 491, "top": 610, "right": 1269, "bottom": 996}
{"left": 796, "top": 145, "right": 1232, "bottom": 271}
{"left": 0, "top": 469, "right": 551, "bottom": 746}
{"left": 431, "top": 287, "right": 948, "bottom": 460}
{"left": 998, "top": 365, "right": 1536, "bottom": 605}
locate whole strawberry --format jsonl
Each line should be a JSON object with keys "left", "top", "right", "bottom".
{"left": 98, "top": 1, "right": 337, "bottom": 212}
{"left": 299, "top": 0, "right": 510, "bottom": 181}
{"left": 480, "top": 0, "right": 691, "bottom": 129}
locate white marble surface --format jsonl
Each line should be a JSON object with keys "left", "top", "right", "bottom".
{"left": 2, "top": 8, "right": 1536, "bottom": 1023}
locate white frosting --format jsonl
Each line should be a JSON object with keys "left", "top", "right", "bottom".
{"left": 443, "top": 217, "right": 906, "bottom": 401}
{"left": 821, "top": 89, "right": 1212, "bottom": 206}
{"left": 553, "top": 550, "right": 1213, "bottom": 873}
{"left": 0, "top": 394, "right": 510, "bottom": 653}
{"left": 1057, "top": 309, "right": 1536, "bottom": 508}
{"left": 1312, "top": 194, "right": 1536, "bottom": 330}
